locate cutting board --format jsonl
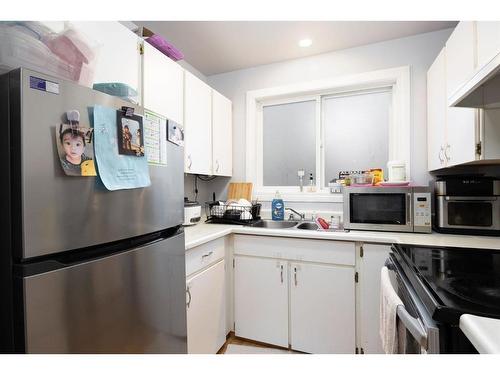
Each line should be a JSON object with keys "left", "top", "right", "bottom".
{"left": 227, "top": 182, "right": 253, "bottom": 202}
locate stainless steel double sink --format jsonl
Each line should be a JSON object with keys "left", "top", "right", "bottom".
{"left": 249, "top": 219, "right": 320, "bottom": 231}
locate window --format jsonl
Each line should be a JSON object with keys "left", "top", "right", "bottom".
{"left": 262, "top": 100, "right": 316, "bottom": 186}
{"left": 246, "top": 67, "right": 411, "bottom": 202}
{"left": 322, "top": 89, "right": 392, "bottom": 186}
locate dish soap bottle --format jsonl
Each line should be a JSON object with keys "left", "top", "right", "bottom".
{"left": 271, "top": 191, "right": 284, "bottom": 221}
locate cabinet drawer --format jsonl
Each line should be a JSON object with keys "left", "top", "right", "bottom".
{"left": 233, "top": 235, "right": 355, "bottom": 266}
{"left": 186, "top": 238, "right": 225, "bottom": 276}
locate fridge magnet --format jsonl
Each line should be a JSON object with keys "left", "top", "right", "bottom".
{"left": 93, "top": 105, "right": 151, "bottom": 191}
{"left": 117, "top": 111, "right": 145, "bottom": 157}
{"left": 143, "top": 110, "right": 167, "bottom": 166}
{"left": 167, "top": 119, "right": 184, "bottom": 146}
{"left": 56, "top": 123, "right": 97, "bottom": 177}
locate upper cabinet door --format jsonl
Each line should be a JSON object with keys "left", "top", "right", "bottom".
{"left": 184, "top": 71, "right": 213, "bottom": 175}
{"left": 143, "top": 42, "right": 184, "bottom": 124}
{"left": 476, "top": 21, "right": 500, "bottom": 68}
{"left": 71, "top": 22, "right": 141, "bottom": 94}
{"left": 427, "top": 48, "right": 447, "bottom": 171}
{"left": 212, "top": 90, "right": 232, "bottom": 177}
{"left": 445, "top": 21, "right": 476, "bottom": 99}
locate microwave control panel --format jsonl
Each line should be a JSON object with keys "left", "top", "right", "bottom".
{"left": 413, "top": 192, "right": 431, "bottom": 228}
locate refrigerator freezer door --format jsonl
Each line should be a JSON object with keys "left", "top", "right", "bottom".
{"left": 11, "top": 69, "right": 184, "bottom": 259}
{"left": 23, "top": 231, "right": 187, "bottom": 353}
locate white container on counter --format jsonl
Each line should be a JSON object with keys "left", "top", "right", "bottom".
{"left": 328, "top": 181, "right": 343, "bottom": 193}
{"left": 387, "top": 160, "right": 406, "bottom": 182}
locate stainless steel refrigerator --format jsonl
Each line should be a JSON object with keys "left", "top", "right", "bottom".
{"left": 0, "top": 68, "right": 187, "bottom": 353}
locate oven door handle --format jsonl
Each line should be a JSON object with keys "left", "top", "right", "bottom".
{"left": 396, "top": 305, "right": 428, "bottom": 348}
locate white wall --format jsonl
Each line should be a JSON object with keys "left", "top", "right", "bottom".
{"left": 208, "top": 29, "right": 454, "bottom": 194}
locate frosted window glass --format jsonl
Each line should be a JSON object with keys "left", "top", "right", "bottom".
{"left": 263, "top": 101, "right": 316, "bottom": 186}
{"left": 323, "top": 90, "right": 391, "bottom": 186}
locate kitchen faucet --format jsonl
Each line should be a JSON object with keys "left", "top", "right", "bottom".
{"left": 285, "top": 207, "right": 305, "bottom": 221}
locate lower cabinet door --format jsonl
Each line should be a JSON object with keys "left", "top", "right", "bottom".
{"left": 186, "top": 260, "right": 226, "bottom": 354}
{"left": 359, "top": 244, "right": 391, "bottom": 354}
{"left": 290, "top": 262, "right": 355, "bottom": 353}
{"left": 234, "top": 256, "right": 288, "bottom": 347}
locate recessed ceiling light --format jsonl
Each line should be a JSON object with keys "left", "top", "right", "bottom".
{"left": 298, "top": 38, "right": 312, "bottom": 48}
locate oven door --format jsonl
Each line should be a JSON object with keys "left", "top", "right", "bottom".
{"left": 385, "top": 256, "right": 440, "bottom": 354}
{"left": 437, "top": 196, "right": 500, "bottom": 231}
{"left": 344, "top": 187, "right": 413, "bottom": 232}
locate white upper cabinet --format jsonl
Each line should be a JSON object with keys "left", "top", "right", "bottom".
{"left": 476, "top": 22, "right": 500, "bottom": 68}
{"left": 446, "top": 106, "right": 477, "bottom": 167}
{"left": 427, "top": 48, "right": 448, "bottom": 171}
{"left": 142, "top": 42, "right": 184, "bottom": 124}
{"left": 212, "top": 90, "right": 232, "bottom": 176}
{"left": 445, "top": 21, "right": 476, "bottom": 99}
{"left": 71, "top": 22, "right": 141, "bottom": 94}
{"left": 184, "top": 71, "right": 213, "bottom": 175}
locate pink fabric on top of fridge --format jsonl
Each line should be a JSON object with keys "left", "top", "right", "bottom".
{"left": 145, "top": 34, "right": 184, "bottom": 61}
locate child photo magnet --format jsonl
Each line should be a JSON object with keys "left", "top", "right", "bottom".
{"left": 117, "top": 111, "right": 145, "bottom": 157}
{"left": 56, "top": 124, "right": 96, "bottom": 176}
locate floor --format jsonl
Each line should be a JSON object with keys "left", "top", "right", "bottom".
{"left": 217, "top": 333, "right": 301, "bottom": 354}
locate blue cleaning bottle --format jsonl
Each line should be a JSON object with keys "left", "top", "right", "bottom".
{"left": 271, "top": 191, "right": 284, "bottom": 221}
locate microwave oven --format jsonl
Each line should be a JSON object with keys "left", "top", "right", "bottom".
{"left": 343, "top": 186, "right": 432, "bottom": 233}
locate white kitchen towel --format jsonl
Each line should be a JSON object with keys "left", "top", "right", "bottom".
{"left": 380, "top": 266, "right": 404, "bottom": 354}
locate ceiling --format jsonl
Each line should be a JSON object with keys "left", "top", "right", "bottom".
{"left": 134, "top": 21, "right": 457, "bottom": 76}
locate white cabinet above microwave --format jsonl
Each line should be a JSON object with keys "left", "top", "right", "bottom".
{"left": 450, "top": 21, "right": 500, "bottom": 109}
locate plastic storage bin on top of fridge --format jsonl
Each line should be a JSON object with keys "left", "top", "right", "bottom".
{"left": 0, "top": 22, "right": 97, "bottom": 87}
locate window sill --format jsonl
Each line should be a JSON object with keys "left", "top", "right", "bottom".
{"left": 253, "top": 191, "right": 343, "bottom": 203}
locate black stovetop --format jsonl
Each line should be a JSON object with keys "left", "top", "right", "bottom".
{"left": 393, "top": 244, "right": 500, "bottom": 325}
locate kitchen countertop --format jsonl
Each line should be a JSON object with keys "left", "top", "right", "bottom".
{"left": 184, "top": 222, "right": 500, "bottom": 251}
{"left": 460, "top": 314, "right": 500, "bottom": 354}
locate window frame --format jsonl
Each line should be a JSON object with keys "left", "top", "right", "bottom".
{"left": 246, "top": 66, "right": 411, "bottom": 202}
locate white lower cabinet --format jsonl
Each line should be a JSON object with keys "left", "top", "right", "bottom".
{"left": 186, "top": 259, "right": 226, "bottom": 354}
{"left": 234, "top": 256, "right": 288, "bottom": 347}
{"left": 233, "top": 235, "right": 356, "bottom": 353}
{"left": 290, "top": 262, "right": 355, "bottom": 354}
{"left": 357, "top": 244, "right": 392, "bottom": 354}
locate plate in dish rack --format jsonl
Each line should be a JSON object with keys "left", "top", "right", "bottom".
{"left": 379, "top": 181, "right": 410, "bottom": 186}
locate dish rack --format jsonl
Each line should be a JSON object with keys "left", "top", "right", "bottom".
{"left": 205, "top": 202, "right": 261, "bottom": 225}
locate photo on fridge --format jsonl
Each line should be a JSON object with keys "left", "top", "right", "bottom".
{"left": 117, "top": 112, "right": 145, "bottom": 157}
{"left": 56, "top": 123, "right": 96, "bottom": 176}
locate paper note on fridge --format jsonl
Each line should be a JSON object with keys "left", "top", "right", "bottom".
{"left": 93, "top": 105, "right": 151, "bottom": 190}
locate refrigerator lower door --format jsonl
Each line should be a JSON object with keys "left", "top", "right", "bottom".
{"left": 22, "top": 232, "right": 187, "bottom": 354}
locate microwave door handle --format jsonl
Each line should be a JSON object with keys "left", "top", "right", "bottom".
{"left": 406, "top": 193, "right": 412, "bottom": 226}
{"left": 397, "top": 305, "right": 428, "bottom": 349}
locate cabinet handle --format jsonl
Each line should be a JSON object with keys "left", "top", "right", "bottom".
{"left": 294, "top": 266, "right": 298, "bottom": 286}
{"left": 186, "top": 286, "right": 192, "bottom": 309}
{"left": 215, "top": 160, "right": 220, "bottom": 172}
{"left": 438, "top": 146, "right": 445, "bottom": 163}
{"left": 201, "top": 251, "right": 214, "bottom": 259}
{"left": 444, "top": 144, "right": 451, "bottom": 161}
{"left": 187, "top": 155, "right": 192, "bottom": 169}
{"left": 280, "top": 264, "right": 283, "bottom": 284}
